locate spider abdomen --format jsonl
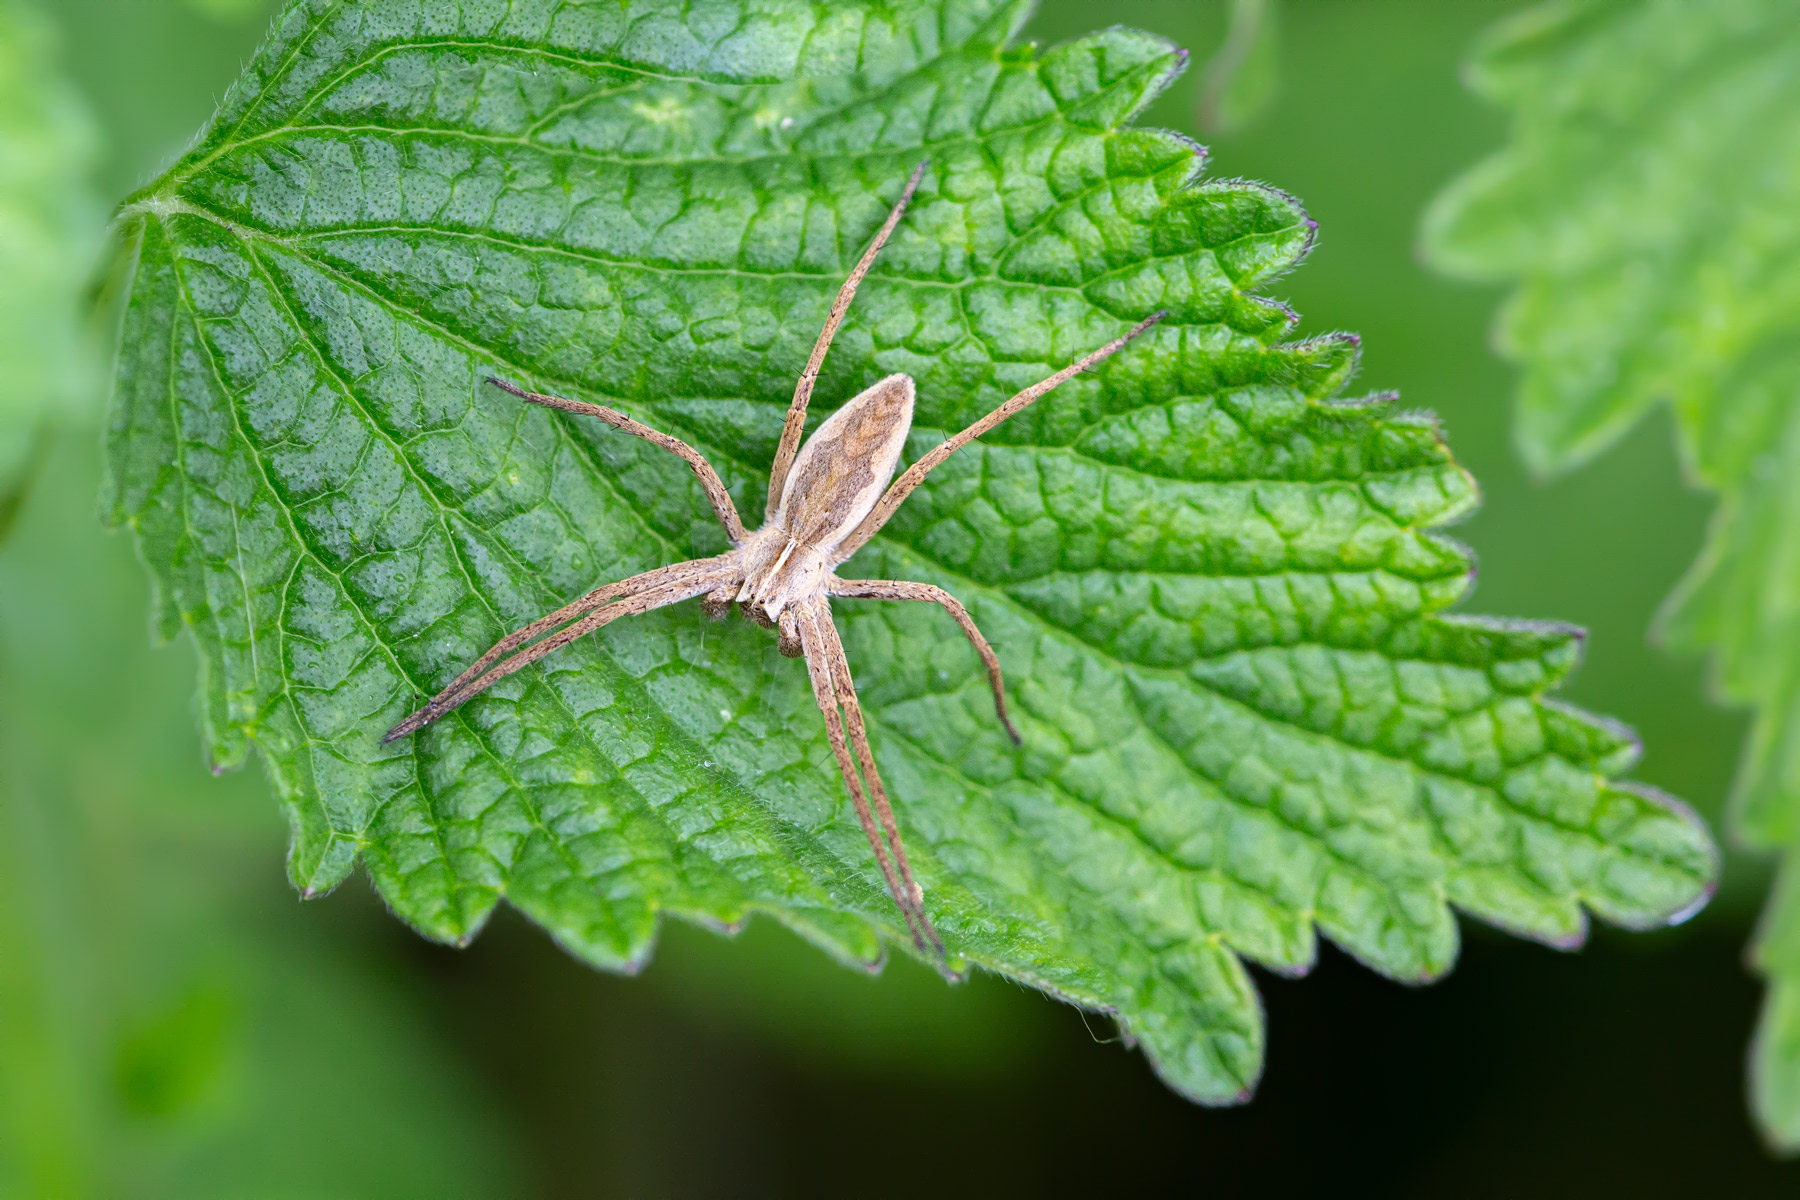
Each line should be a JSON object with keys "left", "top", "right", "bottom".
{"left": 770, "top": 373, "right": 915, "bottom": 550}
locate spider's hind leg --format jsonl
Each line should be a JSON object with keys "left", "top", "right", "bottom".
{"left": 794, "top": 597, "right": 945, "bottom": 961}
{"left": 765, "top": 160, "right": 929, "bottom": 518}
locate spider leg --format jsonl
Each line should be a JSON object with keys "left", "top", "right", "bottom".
{"left": 828, "top": 577, "right": 1020, "bottom": 745}
{"left": 818, "top": 609, "right": 939, "bottom": 951}
{"left": 838, "top": 311, "right": 1166, "bottom": 556}
{"left": 486, "top": 377, "right": 747, "bottom": 545}
{"left": 800, "top": 598, "right": 944, "bottom": 958}
{"left": 764, "top": 160, "right": 929, "bottom": 520}
{"left": 795, "top": 598, "right": 940, "bottom": 957}
{"left": 384, "top": 558, "right": 740, "bottom": 742}
{"left": 432, "top": 553, "right": 740, "bottom": 712}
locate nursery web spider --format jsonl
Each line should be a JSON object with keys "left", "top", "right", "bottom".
{"left": 386, "top": 162, "right": 1163, "bottom": 958}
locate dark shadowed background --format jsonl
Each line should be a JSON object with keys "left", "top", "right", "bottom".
{"left": 1, "top": 0, "right": 1791, "bottom": 1195}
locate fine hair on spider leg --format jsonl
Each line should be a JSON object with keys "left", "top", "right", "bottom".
{"left": 385, "top": 159, "right": 1163, "bottom": 964}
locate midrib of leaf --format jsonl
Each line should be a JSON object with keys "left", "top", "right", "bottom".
{"left": 123, "top": 200, "right": 1420, "bottom": 568}
{"left": 153, "top": 222, "right": 777, "bottom": 952}
{"left": 106, "top": 0, "right": 1715, "bottom": 1105}
{"left": 155, "top": 118, "right": 1218, "bottom": 305}
{"left": 158, "top": 232, "right": 478, "bottom": 922}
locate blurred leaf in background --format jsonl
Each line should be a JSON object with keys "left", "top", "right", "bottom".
{"left": 1197, "top": 0, "right": 1282, "bottom": 134}
{"left": 1422, "top": 0, "right": 1800, "bottom": 1151}
{"left": 0, "top": 0, "right": 98, "bottom": 512}
{"left": 181, "top": 0, "right": 269, "bottom": 21}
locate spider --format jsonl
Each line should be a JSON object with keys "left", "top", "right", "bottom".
{"left": 385, "top": 162, "right": 1163, "bottom": 958}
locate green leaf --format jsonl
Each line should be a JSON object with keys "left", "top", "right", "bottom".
{"left": 105, "top": 0, "right": 1716, "bottom": 1104}
{"left": 1422, "top": 0, "right": 1800, "bottom": 1147}
{"left": 0, "top": 0, "right": 100, "bottom": 489}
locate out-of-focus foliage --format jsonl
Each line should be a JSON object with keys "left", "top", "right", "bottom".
{"left": 0, "top": 0, "right": 97, "bottom": 495}
{"left": 1197, "top": 0, "right": 1282, "bottom": 134}
{"left": 181, "top": 0, "right": 267, "bottom": 21}
{"left": 1423, "top": 0, "right": 1800, "bottom": 1151}
{"left": 104, "top": 0, "right": 1712, "bottom": 1105}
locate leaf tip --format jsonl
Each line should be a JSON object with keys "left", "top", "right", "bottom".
{"left": 1298, "top": 216, "right": 1321, "bottom": 261}
{"left": 1665, "top": 881, "right": 1715, "bottom": 929}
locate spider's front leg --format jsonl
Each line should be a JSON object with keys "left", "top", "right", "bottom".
{"left": 829, "top": 577, "right": 1020, "bottom": 744}
{"left": 486, "top": 376, "right": 747, "bottom": 545}
{"left": 385, "top": 553, "right": 743, "bottom": 742}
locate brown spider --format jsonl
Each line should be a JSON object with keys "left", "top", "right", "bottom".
{"left": 385, "top": 162, "right": 1162, "bottom": 957}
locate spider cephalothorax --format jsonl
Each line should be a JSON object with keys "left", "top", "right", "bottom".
{"left": 386, "top": 163, "right": 1162, "bottom": 957}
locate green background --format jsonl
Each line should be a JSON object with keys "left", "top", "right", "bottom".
{"left": 0, "top": 0, "right": 1788, "bottom": 1193}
